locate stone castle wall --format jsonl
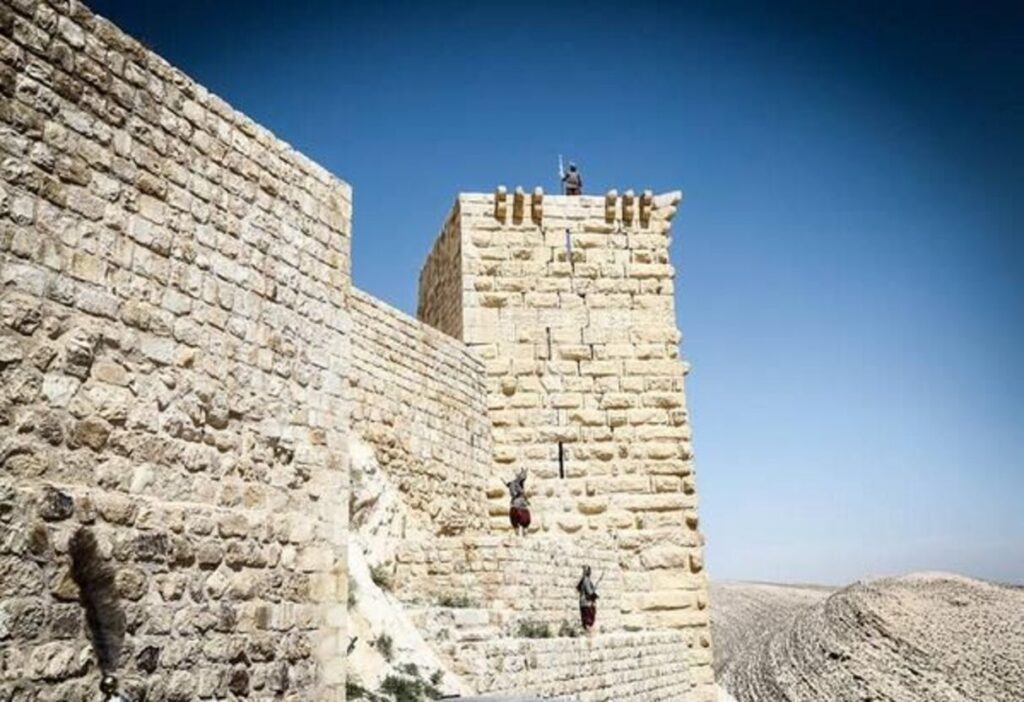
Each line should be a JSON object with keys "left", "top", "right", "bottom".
{"left": 394, "top": 534, "right": 625, "bottom": 633}
{"left": 349, "top": 288, "right": 490, "bottom": 536}
{"left": 0, "top": 2, "right": 349, "bottom": 700}
{"left": 1, "top": 3, "right": 720, "bottom": 700}
{"left": 417, "top": 189, "right": 716, "bottom": 700}
{"left": 417, "top": 203, "right": 463, "bottom": 341}
{"left": 456, "top": 631, "right": 692, "bottom": 702}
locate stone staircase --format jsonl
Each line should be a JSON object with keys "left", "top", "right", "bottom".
{"left": 410, "top": 605, "right": 506, "bottom": 648}
{"left": 393, "top": 535, "right": 697, "bottom": 701}
{"left": 394, "top": 534, "right": 624, "bottom": 632}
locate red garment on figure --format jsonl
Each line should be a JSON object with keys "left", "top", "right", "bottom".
{"left": 580, "top": 605, "right": 596, "bottom": 629}
{"left": 510, "top": 507, "right": 531, "bottom": 529}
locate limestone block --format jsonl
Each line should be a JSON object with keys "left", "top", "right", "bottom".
{"left": 604, "top": 189, "right": 618, "bottom": 222}
{"left": 577, "top": 497, "right": 608, "bottom": 515}
{"left": 618, "top": 494, "right": 688, "bottom": 513}
{"left": 639, "top": 544, "right": 691, "bottom": 569}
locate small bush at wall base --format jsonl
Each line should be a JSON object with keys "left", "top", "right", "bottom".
{"left": 516, "top": 620, "right": 552, "bottom": 638}
{"left": 558, "top": 619, "right": 581, "bottom": 638}
{"left": 374, "top": 632, "right": 394, "bottom": 661}
{"left": 438, "top": 593, "right": 478, "bottom": 608}
{"left": 348, "top": 666, "right": 444, "bottom": 701}
{"left": 346, "top": 676, "right": 383, "bottom": 700}
{"left": 380, "top": 671, "right": 443, "bottom": 701}
{"left": 370, "top": 563, "right": 394, "bottom": 591}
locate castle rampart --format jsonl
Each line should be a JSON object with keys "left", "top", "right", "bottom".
{"left": 350, "top": 288, "right": 491, "bottom": 536}
{"left": 1, "top": 2, "right": 716, "bottom": 700}
{"left": 0, "top": 2, "right": 349, "bottom": 699}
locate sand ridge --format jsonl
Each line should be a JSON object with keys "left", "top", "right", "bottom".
{"left": 712, "top": 573, "right": 1024, "bottom": 701}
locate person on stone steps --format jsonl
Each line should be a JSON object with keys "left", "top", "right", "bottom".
{"left": 577, "top": 565, "right": 599, "bottom": 632}
{"left": 562, "top": 162, "right": 583, "bottom": 195}
{"left": 506, "top": 467, "right": 531, "bottom": 536}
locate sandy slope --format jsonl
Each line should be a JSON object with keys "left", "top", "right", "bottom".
{"left": 711, "top": 573, "right": 1024, "bottom": 701}
{"left": 711, "top": 581, "right": 836, "bottom": 684}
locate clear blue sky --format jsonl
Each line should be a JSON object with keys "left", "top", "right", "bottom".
{"left": 91, "top": 0, "right": 1023, "bottom": 585}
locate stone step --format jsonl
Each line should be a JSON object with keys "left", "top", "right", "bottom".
{"left": 410, "top": 606, "right": 504, "bottom": 644}
{"left": 440, "top": 697, "right": 544, "bottom": 701}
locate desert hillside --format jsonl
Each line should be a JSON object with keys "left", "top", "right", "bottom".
{"left": 711, "top": 573, "right": 1024, "bottom": 701}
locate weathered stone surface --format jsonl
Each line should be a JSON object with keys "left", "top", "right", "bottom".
{"left": 350, "top": 289, "right": 490, "bottom": 537}
{"left": 455, "top": 632, "right": 692, "bottom": 701}
{"left": 38, "top": 487, "right": 74, "bottom": 521}
{"left": 70, "top": 416, "right": 111, "bottom": 451}
{"left": 1, "top": 1, "right": 350, "bottom": 698}
{"left": 3, "top": 2, "right": 716, "bottom": 700}
{"left": 413, "top": 191, "right": 714, "bottom": 700}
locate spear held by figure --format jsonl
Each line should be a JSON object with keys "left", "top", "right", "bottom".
{"left": 69, "top": 527, "right": 130, "bottom": 701}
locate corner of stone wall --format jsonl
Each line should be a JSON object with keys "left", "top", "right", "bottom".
{"left": 417, "top": 198, "right": 463, "bottom": 340}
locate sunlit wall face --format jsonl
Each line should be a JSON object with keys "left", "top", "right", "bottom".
{"left": 91, "top": 0, "right": 1024, "bottom": 584}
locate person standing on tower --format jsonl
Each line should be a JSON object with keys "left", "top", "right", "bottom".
{"left": 562, "top": 162, "right": 583, "bottom": 195}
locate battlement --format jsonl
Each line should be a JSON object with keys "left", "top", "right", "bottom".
{"left": 471, "top": 187, "right": 683, "bottom": 229}
{"left": 419, "top": 187, "right": 687, "bottom": 343}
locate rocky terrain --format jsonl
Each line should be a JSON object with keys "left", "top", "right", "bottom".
{"left": 711, "top": 573, "right": 1024, "bottom": 701}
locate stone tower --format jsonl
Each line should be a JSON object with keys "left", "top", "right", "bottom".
{"left": 418, "top": 186, "right": 715, "bottom": 698}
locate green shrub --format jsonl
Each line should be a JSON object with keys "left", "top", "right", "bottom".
{"left": 374, "top": 632, "right": 394, "bottom": 662}
{"left": 516, "top": 619, "right": 552, "bottom": 638}
{"left": 558, "top": 619, "right": 581, "bottom": 638}
{"left": 370, "top": 563, "right": 394, "bottom": 591}
{"left": 437, "top": 593, "right": 477, "bottom": 608}
{"left": 379, "top": 671, "right": 442, "bottom": 702}
{"left": 346, "top": 676, "right": 378, "bottom": 700}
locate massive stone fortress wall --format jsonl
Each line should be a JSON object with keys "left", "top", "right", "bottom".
{"left": 0, "top": 2, "right": 349, "bottom": 699}
{"left": 458, "top": 631, "right": 692, "bottom": 702}
{"left": 0, "top": 2, "right": 720, "bottom": 700}
{"left": 349, "top": 288, "right": 491, "bottom": 536}
{"left": 417, "top": 205, "right": 463, "bottom": 341}
{"left": 418, "top": 189, "right": 715, "bottom": 699}
{"left": 394, "top": 534, "right": 625, "bottom": 633}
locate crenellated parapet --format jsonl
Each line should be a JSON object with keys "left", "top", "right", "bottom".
{"left": 486, "top": 186, "right": 683, "bottom": 229}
